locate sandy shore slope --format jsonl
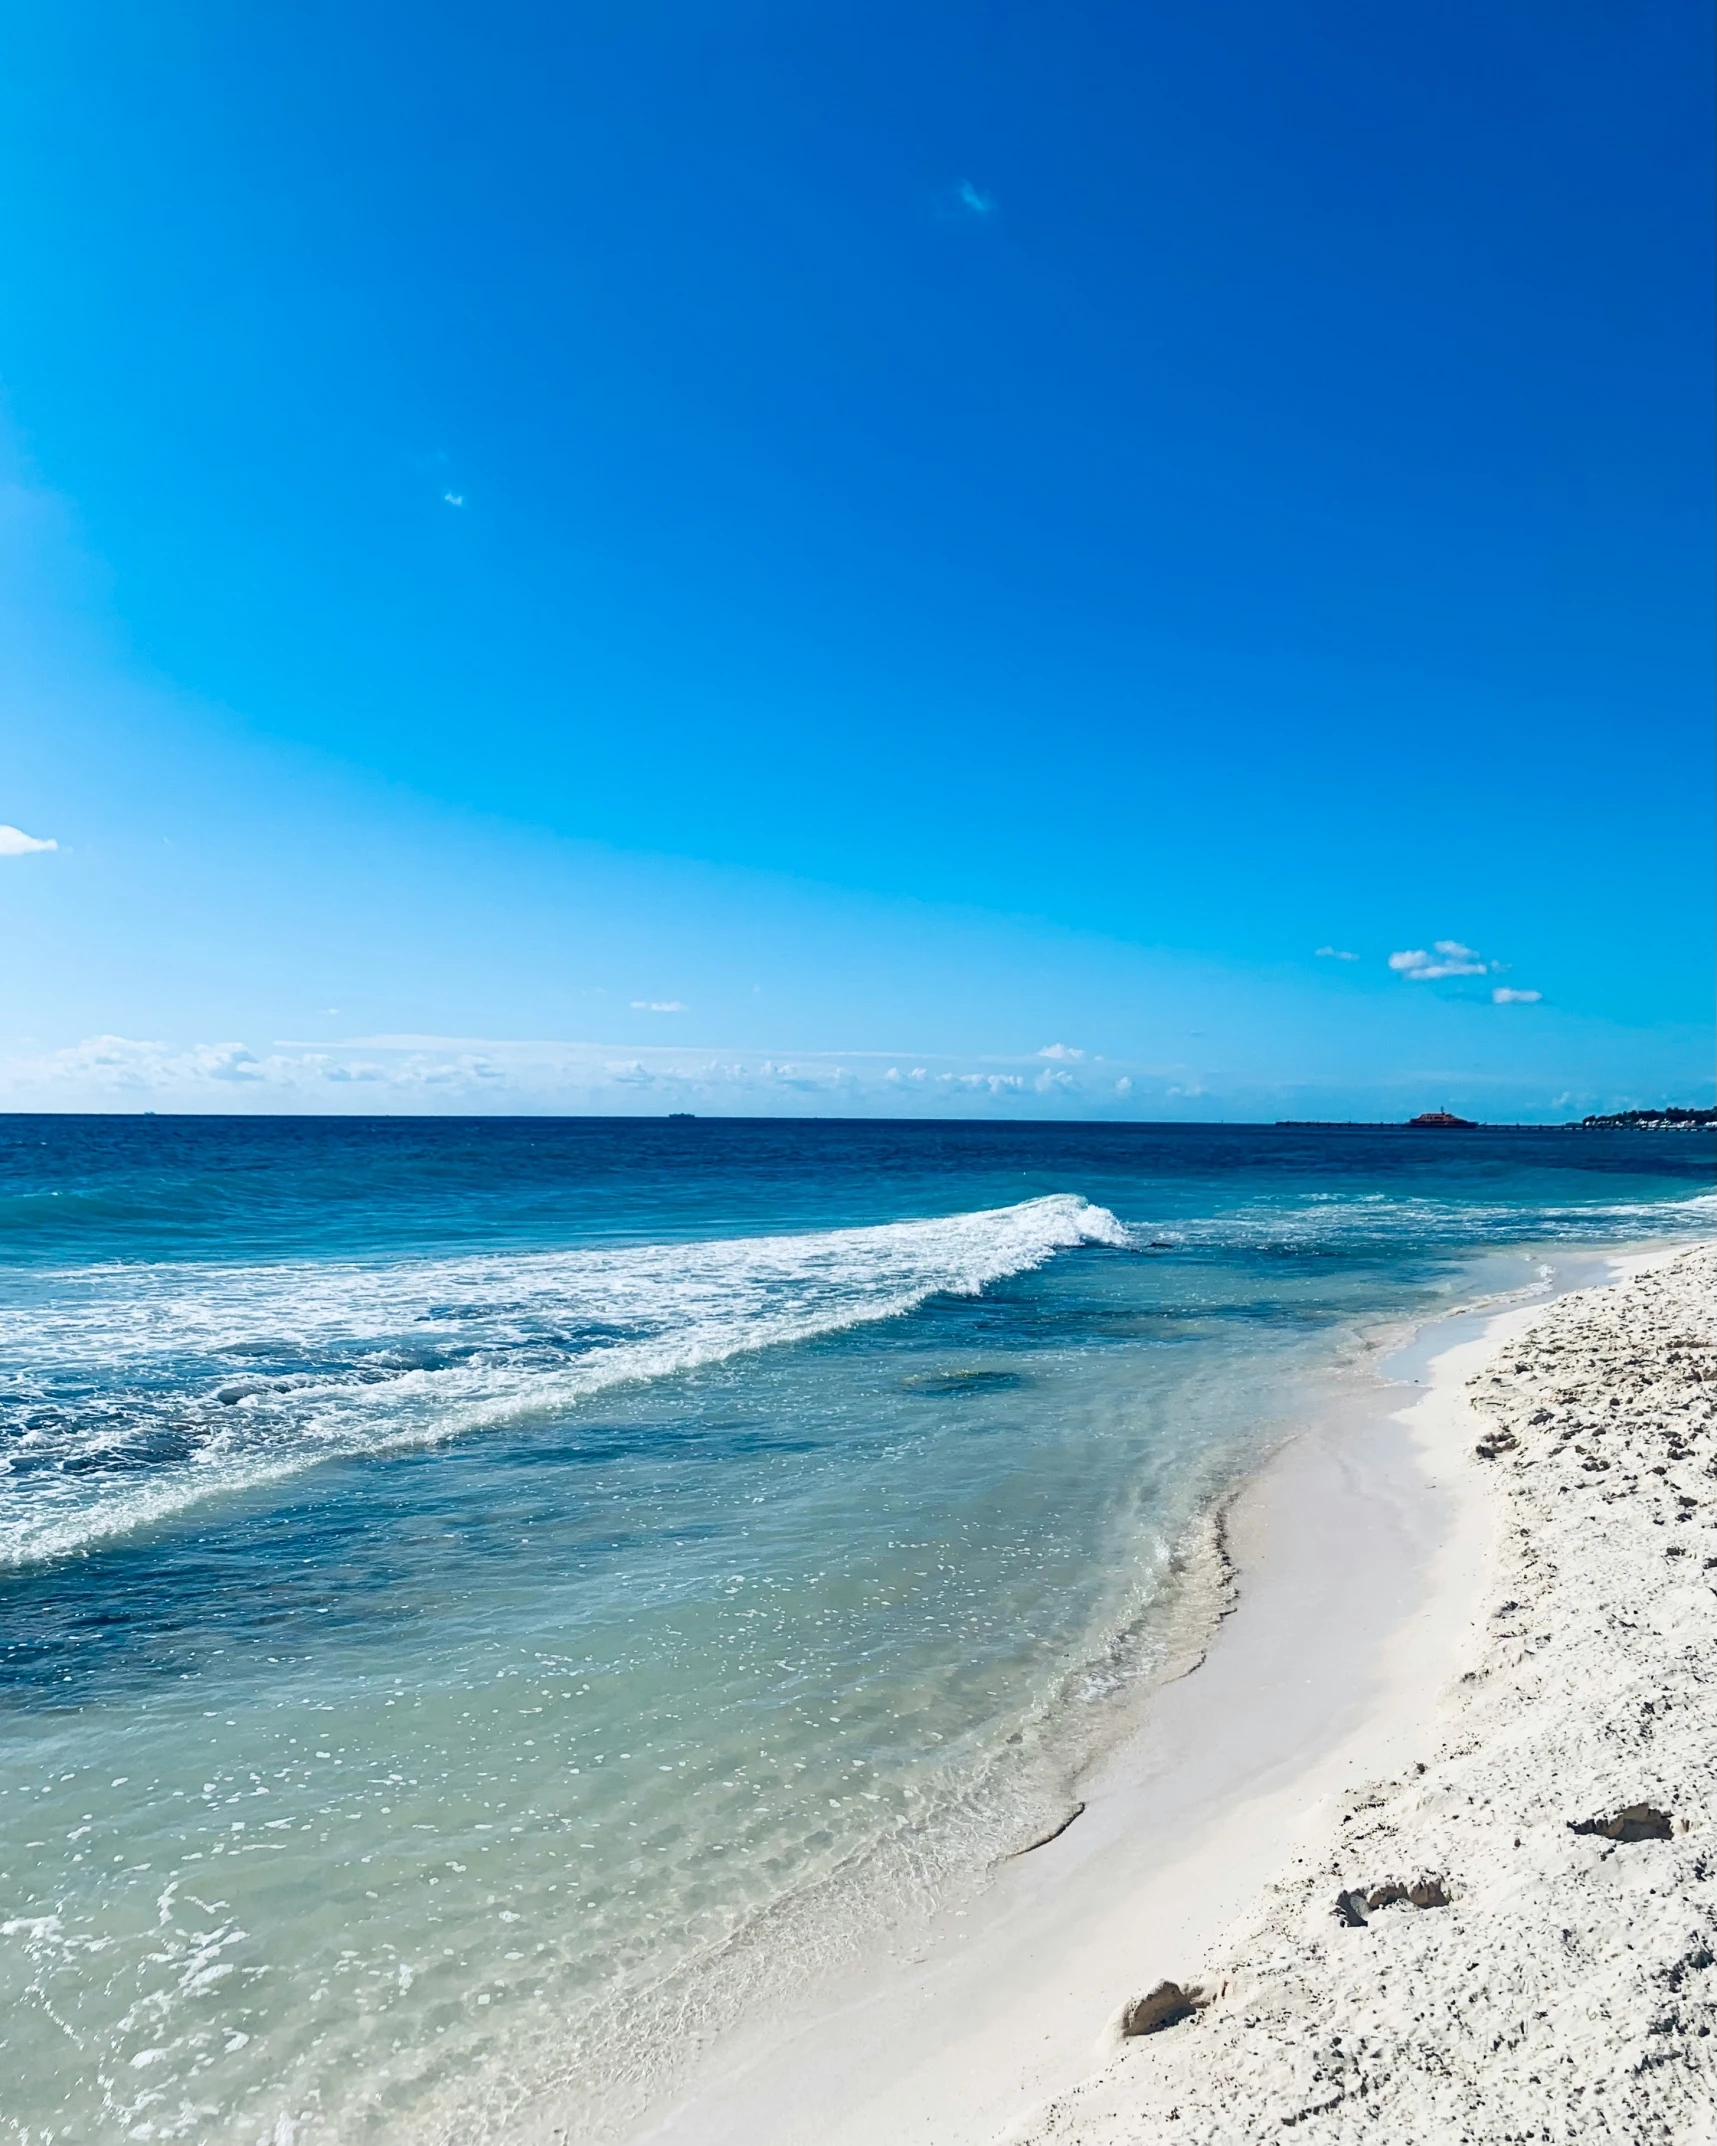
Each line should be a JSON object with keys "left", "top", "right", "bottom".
{"left": 1009, "top": 1243, "right": 1717, "bottom": 2145}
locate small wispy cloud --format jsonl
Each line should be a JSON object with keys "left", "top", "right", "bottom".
{"left": 0, "top": 824, "right": 57, "bottom": 855}
{"left": 630, "top": 1000, "right": 686, "bottom": 1013}
{"left": 1037, "top": 1043, "right": 1084, "bottom": 1061}
{"left": 1315, "top": 946, "right": 1359, "bottom": 961}
{"left": 1492, "top": 987, "right": 1542, "bottom": 1005}
{"left": 443, "top": 492, "right": 465, "bottom": 507}
{"left": 1388, "top": 940, "right": 1490, "bottom": 982}
{"left": 938, "top": 179, "right": 996, "bottom": 221}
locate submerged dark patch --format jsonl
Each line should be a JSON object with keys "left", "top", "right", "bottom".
{"left": 901, "top": 1369, "right": 1029, "bottom": 1397}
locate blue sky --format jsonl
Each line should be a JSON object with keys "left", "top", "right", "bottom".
{"left": 1, "top": 0, "right": 1711, "bottom": 1118}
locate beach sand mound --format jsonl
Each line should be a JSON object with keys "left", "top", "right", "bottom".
{"left": 1009, "top": 1242, "right": 1717, "bottom": 2145}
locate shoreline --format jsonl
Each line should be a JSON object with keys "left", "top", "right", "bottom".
{"left": 622, "top": 1239, "right": 1702, "bottom": 2146}
{"left": 1010, "top": 1232, "right": 1717, "bottom": 2142}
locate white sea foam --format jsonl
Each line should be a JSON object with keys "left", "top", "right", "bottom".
{"left": 0, "top": 1196, "right": 1131, "bottom": 1566}
{"left": 1138, "top": 1187, "right": 1717, "bottom": 1251}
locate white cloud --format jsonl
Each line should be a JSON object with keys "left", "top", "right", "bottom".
{"left": 443, "top": 492, "right": 465, "bottom": 507}
{"left": 2, "top": 1035, "right": 290, "bottom": 1091}
{"left": 1114, "top": 1076, "right": 1133, "bottom": 1095}
{"left": 1037, "top": 1042, "right": 1084, "bottom": 1060}
{"left": 630, "top": 1000, "right": 686, "bottom": 1012}
{"left": 0, "top": 824, "right": 57, "bottom": 855}
{"left": 958, "top": 180, "right": 994, "bottom": 216}
{"left": 1388, "top": 940, "right": 1490, "bottom": 981}
{"left": 1388, "top": 938, "right": 1543, "bottom": 1001}
{"left": 1315, "top": 946, "right": 1358, "bottom": 961}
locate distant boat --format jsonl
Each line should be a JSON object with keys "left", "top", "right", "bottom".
{"left": 667, "top": 1112, "right": 696, "bottom": 1120}
{"left": 1408, "top": 1111, "right": 1477, "bottom": 1128}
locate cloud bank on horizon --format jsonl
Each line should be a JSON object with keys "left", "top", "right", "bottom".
{"left": 0, "top": 1033, "right": 1161, "bottom": 1115}
{"left": 0, "top": 1024, "right": 1684, "bottom": 1125}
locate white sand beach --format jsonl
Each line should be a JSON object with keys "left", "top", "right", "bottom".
{"left": 634, "top": 1241, "right": 1716, "bottom": 2146}
{"left": 1007, "top": 1239, "right": 1717, "bottom": 2145}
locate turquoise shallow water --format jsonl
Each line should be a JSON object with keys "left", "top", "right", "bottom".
{"left": 0, "top": 1117, "right": 1711, "bottom": 2143}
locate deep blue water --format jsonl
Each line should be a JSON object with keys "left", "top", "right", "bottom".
{"left": 0, "top": 1116, "right": 1710, "bottom": 2144}
{"left": 2, "top": 1114, "right": 1711, "bottom": 1266}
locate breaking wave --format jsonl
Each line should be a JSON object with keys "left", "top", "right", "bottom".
{"left": 0, "top": 1195, "right": 1131, "bottom": 1566}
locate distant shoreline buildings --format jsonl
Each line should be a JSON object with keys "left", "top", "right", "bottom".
{"left": 1572, "top": 1107, "right": 1716, "bottom": 1132}
{"left": 1274, "top": 1107, "right": 1715, "bottom": 1132}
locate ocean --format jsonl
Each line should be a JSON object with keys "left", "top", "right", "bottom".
{"left": 1, "top": 1115, "right": 1710, "bottom": 2144}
